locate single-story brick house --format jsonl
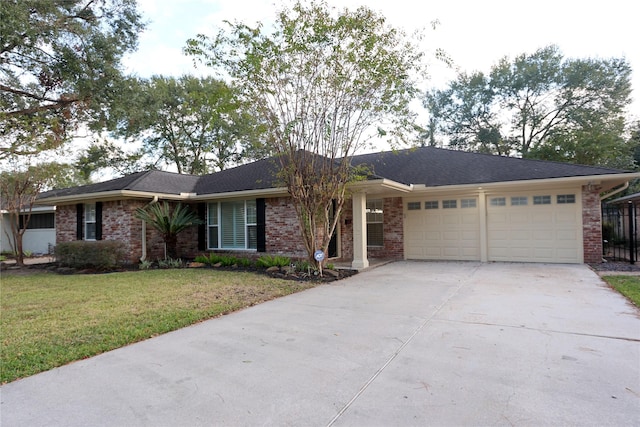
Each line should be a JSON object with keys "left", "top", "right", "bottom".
{"left": 36, "top": 147, "right": 640, "bottom": 268}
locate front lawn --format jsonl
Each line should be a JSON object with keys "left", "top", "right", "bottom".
{"left": 601, "top": 275, "right": 640, "bottom": 307}
{"left": 1, "top": 269, "right": 315, "bottom": 384}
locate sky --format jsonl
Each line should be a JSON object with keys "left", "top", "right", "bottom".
{"left": 122, "top": 0, "right": 640, "bottom": 121}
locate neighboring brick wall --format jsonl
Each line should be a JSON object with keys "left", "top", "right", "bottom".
{"left": 339, "top": 196, "right": 404, "bottom": 261}
{"left": 582, "top": 184, "right": 603, "bottom": 263}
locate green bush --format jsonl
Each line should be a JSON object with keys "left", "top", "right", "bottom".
{"left": 237, "top": 257, "right": 253, "bottom": 268}
{"left": 158, "top": 258, "right": 183, "bottom": 268}
{"left": 54, "top": 241, "right": 127, "bottom": 269}
{"left": 257, "top": 254, "right": 291, "bottom": 268}
{"left": 194, "top": 255, "right": 210, "bottom": 264}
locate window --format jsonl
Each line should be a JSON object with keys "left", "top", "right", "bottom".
{"left": 207, "top": 200, "right": 257, "bottom": 250}
{"left": 461, "top": 198, "right": 476, "bottom": 208}
{"left": 557, "top": 194, "right": 576, "bottom": 204}
{"left": 19, "top": 213, "right": 55, "bottom": 229}
{"left": 490, "top": 197, "right": 506, "bottom": 206}
{"left": 425, "top": 201, "right": 439, "bottom": 209}
{"left": 366, "top": 199, "right": 383, "bottom": 247}
{"left": 407, "top": 202, "right": 421, "bottom": 210}
{"left": 511, "top": 196, "right": 528, "bottom": 206}
{"left": 84, "top": 203, "right": 96, "bottom": 240}
{"left": 533, "top": 195, "right": 551, "bottom": 205}
{"left": 442, "top": 200, "right": 457, "bottom": 209}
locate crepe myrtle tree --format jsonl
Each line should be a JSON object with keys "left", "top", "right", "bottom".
{"left": 186, "top": 0, "right": 426, "bottom": 271}
{"left": 0, "top": 161, "right": 62, "bottom": 266}
{"left": 134, "top": 201, "right": 203, "bottom": 260}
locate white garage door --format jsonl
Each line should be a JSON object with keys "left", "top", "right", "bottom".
{"left": 405, "top": 197, "right": 480, "bottom": 261}
{"left": 486, "top": 192, "right": 581, "bottom": 263}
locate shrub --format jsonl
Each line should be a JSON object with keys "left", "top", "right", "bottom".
{"left": 139, "top": 260, "right": 153, "bottom": 270}
{"left": 294, "top": 260, "right": 312, "bottom": 272}
{"left": 256, "top": 254, "right": 291, "bottom": 268}
{"left": 194, "top": 255, "right": 210, "bottom": 264}
{"left": 237, "top": 257, "right": 253, "bottom": 268}
{"left": 158, "top": 258, "right": 183, "bottom": 268}
{"left": 55, "top": 241, "right": 126, "bottom": 269}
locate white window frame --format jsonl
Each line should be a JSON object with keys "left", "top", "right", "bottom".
{"left": 461, "top": 198, "right": 476, "bottom": 208}
{"left": 84, "top": 203, "right": 96, "bottom": 241}
{"left": 511, "top": 196, "right": 528, "bottom": 206}
{"left": 425, "top": 201, "right": 439, "bottom": 209}
{"left": 557, "top": 194, "right": 576, "bottom": 204}
{"left": 533, "top": 195, "right": 551, "bottom": 205}
{"left": 490, "top": 197, "right": 506, "bottom": 207}
{"left": 207, "top": 200, "right": 257, "bottom": 250}
{"left": 442, "top": 200, "right": 457, "bottom": 209}
{"left": 366, "top": 199, "right": 384, "bottom": 247}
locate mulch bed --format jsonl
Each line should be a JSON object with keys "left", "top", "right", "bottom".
{"left": 589, "top": 258, "right": 640, "bottom": 272}
{"left": 0, "top": 261, "right": 358, "bottom": 283}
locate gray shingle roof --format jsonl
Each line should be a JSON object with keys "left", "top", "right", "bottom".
{"left": 350, "top": 147, "right": 627, "bottom": 186}
{"left": 37, "top": 147, "right": 631, "bottom": 202}
{"left": 193, "top": 157, "right": 282, "bottom": 194}
{"left": 38, "top": 170, "right": 200, "bottom": 199}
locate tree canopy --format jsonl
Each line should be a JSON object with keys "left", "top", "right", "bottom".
{"left": 111, "top": 75, "right": 263, "bottom": 174}
{"left": 185, "top": 0, "right": 425, "bottom": 267}
{"left": 425, "top": 45, "right": 634, "bottom": 168}
{"left": 0, "top": 0, "right": 144, "bottom": 159}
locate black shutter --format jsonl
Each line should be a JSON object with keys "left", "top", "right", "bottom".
{"left": 256, "top": 198, "right": 266, "bottom": 252}
{"left": 197, "top": 203, "right": 206, "bottom": 251}
{"left": 76, "top": 203, "right": 83, "bottom": 240}
{"left": 95, "top": 202, "right": 103, "bottom": 240}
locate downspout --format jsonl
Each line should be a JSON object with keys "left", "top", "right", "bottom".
{"left": 140, "top": 196, "right": 158, "bottom": 262}
{"left": 600, "top": 182, "right": 629, "bottom": 201}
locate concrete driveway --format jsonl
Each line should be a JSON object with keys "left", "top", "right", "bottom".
{"left": 1, "top": 262, "right": 639, "bottom": 426}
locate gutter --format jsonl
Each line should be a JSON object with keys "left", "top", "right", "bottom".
{"left": 139, "top": 196, "right": 158, "bottom": 262}
{"left": 600, "top": 181, "right": 629, "bottom": 201}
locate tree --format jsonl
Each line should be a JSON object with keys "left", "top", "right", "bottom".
{"left": 134, "top": 202, "right": 202, "bottom": 260}
{"left": 0, "top": 162, "right": 62, "bottom": 265}
{"left": 0, "top": 0, "right": 144, "bottom": 159}
{"left": 75, "top": 139, "right": 145, "bottom": 182}
{"left": 114, "top": 75, "right": 263, "bottom": 174}
{"left": 186, "top": 0, "right": 425, "bottom": 269}
{"left": 426, "top": 45, "right": 634, "bottom": 166}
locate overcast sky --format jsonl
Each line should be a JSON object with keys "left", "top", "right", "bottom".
{"left": 122, "top": 0, "right": 640, "bottom": 120}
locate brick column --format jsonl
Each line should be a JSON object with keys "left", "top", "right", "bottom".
{"left": 582, "top": 184, "right": 603, "bottom": 263}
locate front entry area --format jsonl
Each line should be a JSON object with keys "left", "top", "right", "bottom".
{"left": 404, "top": 189, "right": 583, "bottom": 264}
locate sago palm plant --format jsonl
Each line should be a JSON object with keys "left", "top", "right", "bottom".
{"left": 135, "top": 201, "right": 202, "bottom": 259}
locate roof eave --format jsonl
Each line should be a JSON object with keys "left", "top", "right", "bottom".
{"left": 190, "top": 187, "right": 290, "bottom": 200}
{"left": 409, "top": 173, "right": 640, "bottom": 193}
{"left": 348, "top": 179, "right": 413, "bottom": 194}
{"left": 35, "top": 190, "right": 193, "bottom": 205}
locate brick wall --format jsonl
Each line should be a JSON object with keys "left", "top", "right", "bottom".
{"left": 582, "top": 184, "right": 603, "bottom": 264}
{"left": 55, "top": 200, "right": 199, "bottom": 264}
{"left": 265, "top": 197, "right": 307, "bottom": 258}
{"left": 55, "top": 204, "right": 77, "bottom": 244}
{"left": 340, "top": 196, "right": 404, "bottom": 261}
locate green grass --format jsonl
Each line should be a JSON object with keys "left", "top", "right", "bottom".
{"left": 602, "top": 275, "right": 640, "bottom": 307}
{"left": 1, "top": 269, "right": 314, "bottom": 384}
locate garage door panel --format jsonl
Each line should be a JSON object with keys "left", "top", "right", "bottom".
{"left": 486, "top": 191, "right": 581, "bottom": 263}
{"left": 532, "top": 212, "right": 553, "bottom": 223}
{"left": 405, "top": 197, "right": 480, "bottom": 261}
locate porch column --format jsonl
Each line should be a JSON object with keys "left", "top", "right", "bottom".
{"left": 351, "top": 192, "right": 369, "bottom": 269}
